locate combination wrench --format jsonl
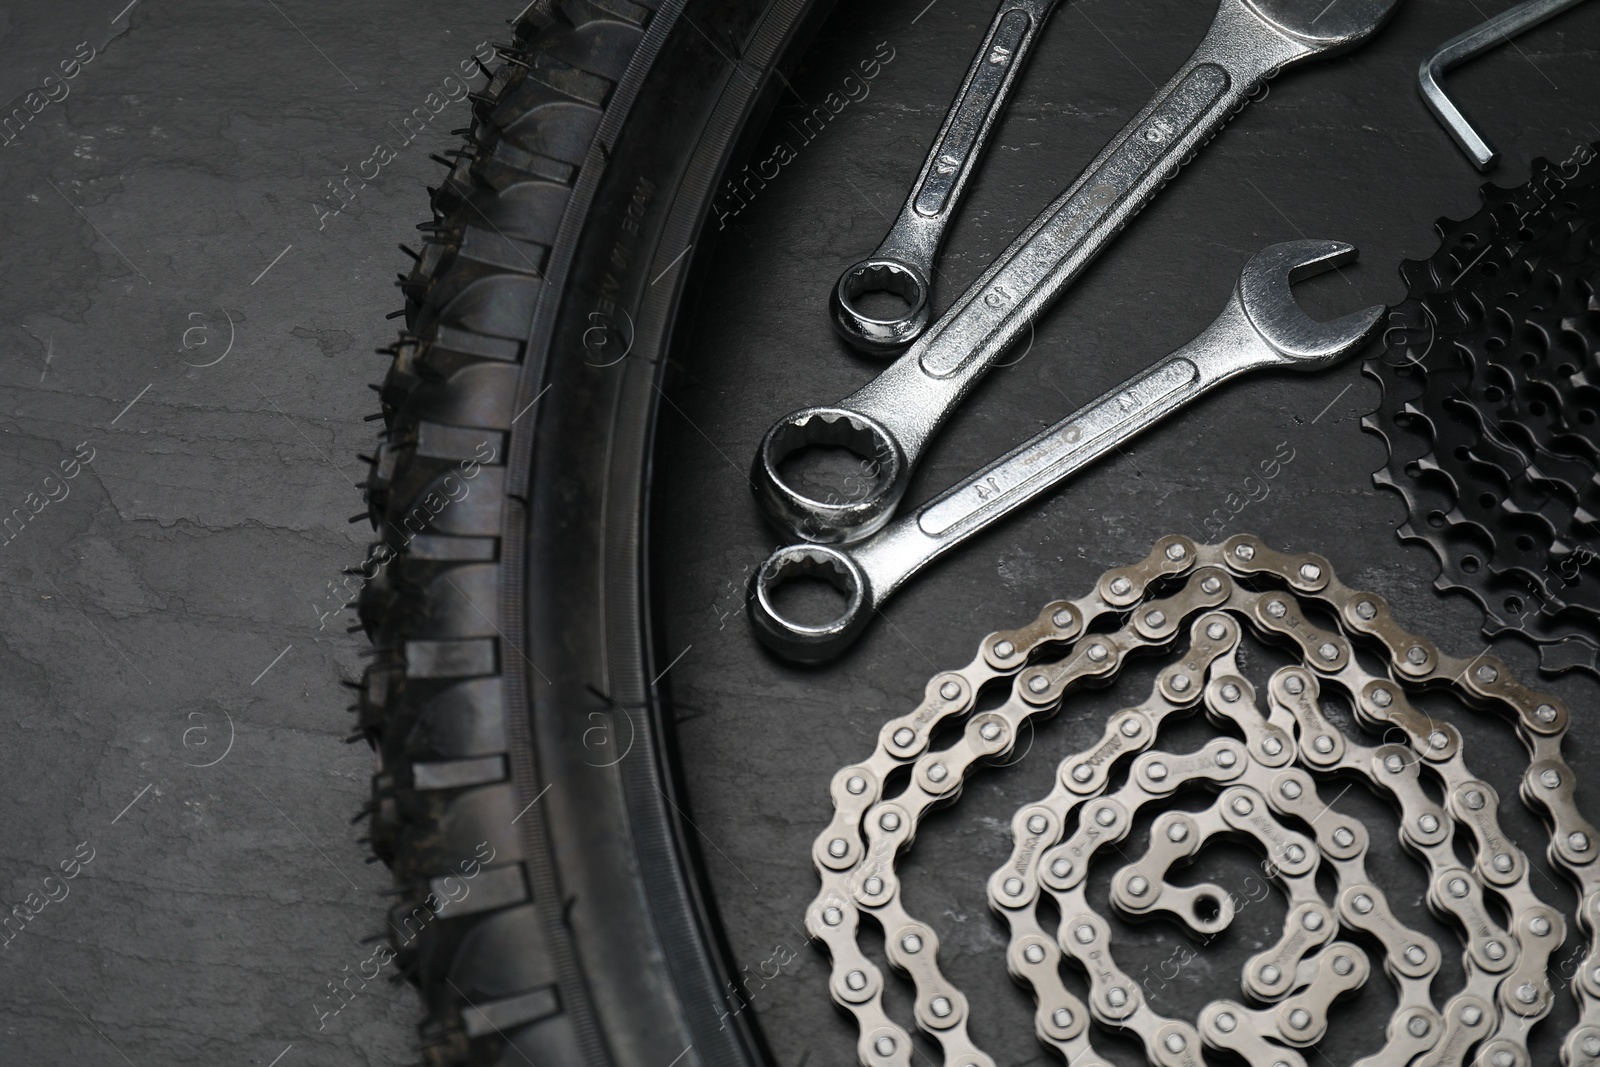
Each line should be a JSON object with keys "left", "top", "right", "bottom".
{"left": 755, "top": 0, "right": 1400, "bottom": 545}
{"left": 831, "top": 0, "right": 1062, "bottom": 354}
{"left": 749, "top": 239, "right": 1384, "bottom": 662}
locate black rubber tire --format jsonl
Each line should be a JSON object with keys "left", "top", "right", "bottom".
{"left": 353, "top": 2, "right": 832, "bottom": 1065}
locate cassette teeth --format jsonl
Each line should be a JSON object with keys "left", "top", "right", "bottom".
{"left": 1363, "top": 144, "right": 1600, "bottom": 676}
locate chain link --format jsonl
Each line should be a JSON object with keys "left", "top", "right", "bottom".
{"left": 806, "top": 534, "right": 1600, "bottom": 1067}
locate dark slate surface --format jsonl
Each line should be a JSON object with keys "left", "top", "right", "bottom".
{"left": 657, "top": 2, "right": 1600, "bottom": 1066}
{"left": 0, "top": 0, "right": 1596, "bottom": 1066}
{"left": 0, "top": 2, "right": 507, "bottom": 1064}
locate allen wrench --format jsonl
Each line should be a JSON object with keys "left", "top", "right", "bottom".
{"left": 1419, "top": 0, "right": 1593, "bottom": 171}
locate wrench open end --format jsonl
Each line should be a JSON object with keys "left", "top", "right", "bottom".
{"left": 1244, "top": 0, "right": 1402, "bottom": 50}
{"left": 1238, "top": 239, "right": 1384, "bottom": 365}
{"left": 831, "top": 258, "right": 932, "bottom": 354}
{"left": 750, "top": 543, "right": 871, "bottom": 664}
{"left": 754, "top": 405, "right": 907, "bottom": 544}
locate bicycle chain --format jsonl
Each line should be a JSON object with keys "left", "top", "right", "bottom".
{"left": 1364, "top": 145, "right": 1600, "bottom": 674}
{"left": 806, "top": 535, "right": 1600, "bottom": 1067}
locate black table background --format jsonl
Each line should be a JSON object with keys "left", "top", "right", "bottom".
{"left": 0, "top": 3, "right": 505, "bottom": 1064}
{"left": 0, "top": 0, "right": 1595, "bottom": 1065}
{"left": 657, "top": 2, "right": 1600, "bottom": 1066}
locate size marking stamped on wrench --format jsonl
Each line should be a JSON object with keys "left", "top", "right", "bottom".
{"left": 759, "top": 0, "right": 1402, "bottom": 546}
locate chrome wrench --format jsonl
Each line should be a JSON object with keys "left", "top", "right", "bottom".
{"left": 832, "top": 0, "right": 1062, "bottom": 354}
{"left": 749, "top": 239, "right": 1383, "bottom": 662}
{"left": 756, "top": 0, "right": 1401, "bottom": 545}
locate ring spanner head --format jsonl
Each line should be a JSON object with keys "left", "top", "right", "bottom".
{"left": 831, "top": 259, "right": 932, "bottom": 354}
{"left": 748, "top": 544, "right": 871, "bottom": 664}
{"left": 753, "top": 406, "right": 908, "bottom": 545}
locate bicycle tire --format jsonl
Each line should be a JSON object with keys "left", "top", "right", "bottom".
{"left": 353, "top": 1, "right": 833, "bottom": 1064}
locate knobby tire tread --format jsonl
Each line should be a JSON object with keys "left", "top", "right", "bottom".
{"left": 350, "top": 0, "right": 830, "bottom": 1064}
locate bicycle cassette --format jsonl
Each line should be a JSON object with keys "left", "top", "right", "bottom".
{"left": 1363, "top": 145, "right": 1600, "bottom": 674}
